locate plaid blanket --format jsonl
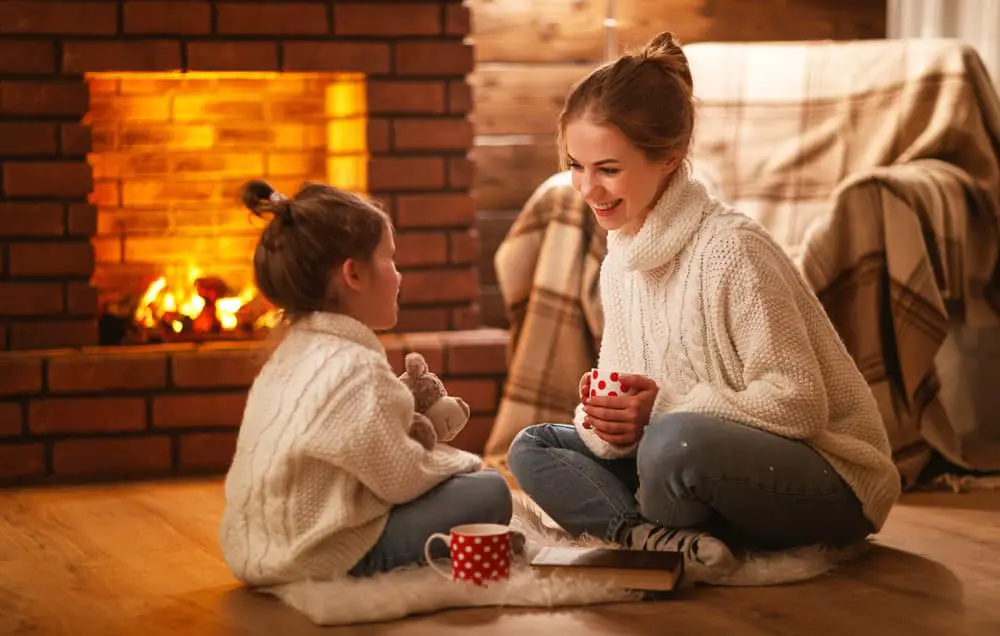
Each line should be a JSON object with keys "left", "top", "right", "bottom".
{"left": 484, "top": 38, "right": 1000, "bottom": 486}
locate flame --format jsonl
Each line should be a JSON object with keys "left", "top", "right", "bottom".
{"left": 133, "top": 266, "right": 258, "bottom": 334}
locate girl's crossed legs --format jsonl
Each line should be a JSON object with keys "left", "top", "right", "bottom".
{"left": 350, "top": 470, "right": 513, "bottom": 577}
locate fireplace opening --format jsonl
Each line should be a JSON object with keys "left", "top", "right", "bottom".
{"left": 84, "top": 71, "right": 368, "bottom": 345}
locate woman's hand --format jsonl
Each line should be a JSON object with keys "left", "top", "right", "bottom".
{"left": 582, "top": 374, "right": 659, "bottom": 445}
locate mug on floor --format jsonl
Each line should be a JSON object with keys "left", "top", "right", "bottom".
{"left": 423, "top": 523, "right": 511, "bottom": 586}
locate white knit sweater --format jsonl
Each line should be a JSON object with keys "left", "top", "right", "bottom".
{"left": 219, "top": 312, "right": 483, "bottom": 586}
{"left": 574, "top": 163, "right": 901, "bottom": 530}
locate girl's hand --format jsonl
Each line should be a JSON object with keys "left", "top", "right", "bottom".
{"left": 582, "top": 374, "right": 659, "bottom": 445}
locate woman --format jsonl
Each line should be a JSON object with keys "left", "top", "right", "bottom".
{"left": 506, "top": 32, "right": 901, "bottom": 573}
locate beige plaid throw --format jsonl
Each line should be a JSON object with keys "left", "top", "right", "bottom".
{"left": 485, "top": 39, "right": 1000, "bottom": 486}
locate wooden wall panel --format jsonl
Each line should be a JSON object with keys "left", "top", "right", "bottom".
{"left": 469, "top": 63, "right": 586, "bottom": 136}
{"left": 470, "top": 138, "right": 560, "bottom": 211}
{"left": 469, "top": 0, "right": 887, "bottom": 327}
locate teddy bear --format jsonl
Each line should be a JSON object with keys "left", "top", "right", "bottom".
{"left": 398, "top": 352, "right": 471, "bottom": 450}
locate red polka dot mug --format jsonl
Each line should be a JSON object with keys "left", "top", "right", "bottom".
{"left": 589, "top": 368, "right": 636, "bottom": 398}
{"left": 423, "top": 523, "right": 512, "bottom": 586}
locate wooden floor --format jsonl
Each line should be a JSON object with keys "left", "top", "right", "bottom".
{"left": 0, "top": 478, "right": 998, "bottom": 636}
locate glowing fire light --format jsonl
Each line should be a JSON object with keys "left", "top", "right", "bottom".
{"left": 133, "top": 267, "right": 258, "bottom": 335}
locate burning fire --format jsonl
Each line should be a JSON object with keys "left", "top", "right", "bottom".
{"left": 133, "top": 267, "right": 262, "bottom": 336}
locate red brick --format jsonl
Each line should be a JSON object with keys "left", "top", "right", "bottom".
{"left": 63, "top": 41, "right": 182, "bottom": 73}
{"left": 0, "top": 2, "right": 117, "bottom": 35}
{"left": 0, "top": 402, "right": 23, "bottom": 436}
{"left": 187, "top": 42, "right": 279, "bottom": 71}
{"left": 29, "top": 397, "right": 146, "bottom": 434}
{"left": 396, "top": 193, "right": 475, "bottom": 228}
{"left": 152, "top": 392, "right": 247, "bottom": 428}
{"left": 52, "top": 436, "right": 172, "bottom": 478}
{"left": 368, "top": 118, "right": 390, "bottom": 153}
{"left": 446, "top": 332, "right": 508, "bottom": 374}
{"left": 451, "top": 304, "right": 482, "bottom": 330}
{"left": 283, "top": 42, "right": 390, "bottom": 73}
{"left": 171, "top": 346, "right": 261, "bottom": 388}
{"left": 369, "top": 157, "right": 445, "bottom": 191}
{"left": 178, "top": 431, "right": 237, "bottom": 472}
{"left": 445, "top": 4, "right": 472, "bottom": 36}
{"left": 48, "top": 353, "right": 166, "bottom": 392}
{"left": 451, "top": 414, "right": 492, "bottom": 454}
{"left": 217, "top": 2, "right": 328, "bottom": 34}
{"left": 448, "top": 80, "right": 473, "bottom": 114}
{"left": 395, "top": 42, "right": 473, "bottom": 76}
{"left": 442, "top": 378, "right": 498, "bottom": 413}
{"left": 9, "top": 242, "right": 94, "bottom": 277}
{"left": 368, "top": 81, "right": 445, "bottom": 115}
{"left": 394, "top": 118, "right": 473, "bottom": 151}
{"left": 0, "top": 203, "right": 65, "bottom": 237}
{"left": 396, "top": 307, "right": 449, "bottom": 331}
{"left": 396, "top": 231, "right": 447, "bottom": 267}
{"left": 0, "top": 41, "right": 55, "bottom": 74}
{"left": 448, "top": 157, "right": 474, "bottom": 188}
{"left": 8, "top": 321, "right": 97, "bottom": 350}
{"left": 401, "top": 332, "right": 445, "bottom": 372}
{"left": 60, "top": 124, "right": 92, "bottom": 156}
{"left": 449, "top": 229, "right": 479, "bottom": 264}
{"left": 0, "top": 444, "right": 45, "bottom": 481}
{"left": 401, "top": 268, "right": 477, "bottom": 303}
{"left": 66, "top": 283, "right": 98, "bottom": 315}
{"left": 0, "top": 356, "right": 43, "bottom": 395}
{"left": 0, "top": 81, "right": 90, "bottom": 116}
{"left": 124, "top": 1, "right": 211, "bottom": 34}
{"left": 0, "top": 283, "right": 64, "bottom": 317}
{"left": 67, "top": 204, "right": 98, "bottom": 236}
{"left": 0, "top": 123, "right": 57, "bottom": 156}
{"left": 334, "top": 3, "right": 440, "bottom": 36}
{"left": 2, "top": 162, "right": 93, "bottom": 198}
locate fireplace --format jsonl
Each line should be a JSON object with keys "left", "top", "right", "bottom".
{"left": 0, "top": 0, "right": 509, "bottom": 484}
{"left": 87, "top": 70, "right": 368, "bottom": 344}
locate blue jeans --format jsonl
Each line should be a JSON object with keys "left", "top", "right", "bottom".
{"left": 507, "top": 413, "right": 873, "bottom": 551}
{"left": 349, "top": 470, "right": 513, "bottom": 576}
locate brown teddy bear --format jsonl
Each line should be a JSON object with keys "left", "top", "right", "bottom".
{"left": 398, "top": 352, "right": 471, "bottom": 450}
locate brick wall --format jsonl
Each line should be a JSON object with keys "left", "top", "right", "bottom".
{"left": 0, "top": 0, "right": 479, "bottom": 351}
{"left": 0, "top": 329, "right": 508, "bottom": 484}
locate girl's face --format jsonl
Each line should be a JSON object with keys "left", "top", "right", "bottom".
{"left": 340, "top": 222, "right": 402, "bottom": 331}
{"left": 564, "top": 116, "right": 677, "bottom": 234}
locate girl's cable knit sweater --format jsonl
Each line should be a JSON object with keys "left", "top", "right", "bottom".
{"left": 574, "top": 163, "right": 901, "bottom": 530}
{"left": 219, "top": 312, "right": 483, "bottom": 586}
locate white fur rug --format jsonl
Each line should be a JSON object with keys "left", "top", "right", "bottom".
{"left": 266, "top": 491, "right": 867, "bottom": 626}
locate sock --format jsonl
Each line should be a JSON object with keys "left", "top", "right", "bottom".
{"left": 621, "top": 522, "right": 738, "bottom": 572}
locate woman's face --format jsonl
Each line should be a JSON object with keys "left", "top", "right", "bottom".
{"left": 564, "top": 116, "right": 676, "bottom": 234}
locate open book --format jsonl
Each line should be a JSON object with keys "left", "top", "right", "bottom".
{"left": 530, "top": 546, "right": 684, "bottom": 591}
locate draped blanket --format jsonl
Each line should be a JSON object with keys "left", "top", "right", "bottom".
{"left": 485, "top": 39, "right": 1000, "bottom": 486}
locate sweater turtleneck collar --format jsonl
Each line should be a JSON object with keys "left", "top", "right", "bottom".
{"left": 607, "top": 161, "right": 712, "bottom": 272}
{"left": 296, "top": 311, "right": 386, "bottom": 356}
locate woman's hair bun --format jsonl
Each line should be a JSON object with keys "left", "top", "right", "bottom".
{"left": 640, "top": 31, "right": 692, "bottom": 91}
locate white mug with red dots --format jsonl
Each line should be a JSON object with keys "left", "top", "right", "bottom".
{"left": 589, "top": 368, "right": 636, "bottom": 398}
{"left": 423, "top": 523, "right": 512, "bottom": 586}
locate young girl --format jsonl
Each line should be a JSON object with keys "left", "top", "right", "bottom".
{"left": 507, "top": 32, "right": 901, "bottom": 573}
{"left": 219, "top": 180, "right": 512, "bottom": 585}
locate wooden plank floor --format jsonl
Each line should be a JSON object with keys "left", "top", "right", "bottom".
{"left": 0, "top": 478, "right": 997, "bottom": 636}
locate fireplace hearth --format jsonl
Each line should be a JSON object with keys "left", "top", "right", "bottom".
{"left": 0, "top": 0, "right": 509, "bottom": 485}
